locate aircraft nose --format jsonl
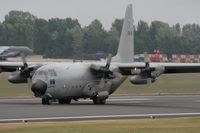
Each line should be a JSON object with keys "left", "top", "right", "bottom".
{"left": 31, "top": 79, "right": 47, "bottom": 96}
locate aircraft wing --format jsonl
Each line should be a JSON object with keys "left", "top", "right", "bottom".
{"left": 116, "top": 62, "right": 200, "bottom": 75}
{"left": 0, "top": 62, "right": 45, "bottom": 73}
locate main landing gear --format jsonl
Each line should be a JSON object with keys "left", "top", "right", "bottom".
{"left": 92, "top": 97, "right": 106, "bottom": 105}
{"left": 58, "top": 99, "right": 71, "bottom": 104}
{"left": 41, "top": 98, "right": 106, "bottom": 105}
{"left": 42, "top": 98, "right": 72, "bottom": 105}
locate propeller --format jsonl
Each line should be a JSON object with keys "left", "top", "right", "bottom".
{"left": 20, "top": 53, "right": 32, "bottom": 86}
{"left": 144, "top": 52, "right": 150, "bottom": 70}
{"left": 131, "top": 52, "right": 150, "bottom": 75}
{"left": 21, "top": 53, "right": 28, "bottom": 68}
{"left": 143, "top": 53, "right": 164, "bottom": 85}
{"left": 105, "top": 54, "right": 112, "bottom": 69}
{"left": 98, "top": 54, "right": 113, "bottom": 90}
{"left": 143, "top": 52, "right": 151, "bottom": 73}
{"left": 90, "top": 54, "right": 117, "bottom": 91}
{"left": 143, "top": 52, "right": 153, "bottom": 85}
{"left": 99, "top": 54, "right": 113, "bottom": 78}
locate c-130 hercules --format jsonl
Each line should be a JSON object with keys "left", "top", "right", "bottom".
{"left": 1, "top": 4, "right": 200, "bottom": 105}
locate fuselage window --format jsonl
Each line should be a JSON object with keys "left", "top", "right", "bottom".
{"left": 48, "top": 69, "right": 57, "bottom": 76}
{"left": 50, "top": 79, "right": 55, "bottom": 85}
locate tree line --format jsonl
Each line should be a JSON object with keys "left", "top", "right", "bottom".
{"left": 0, "top": 10, "right": 200, "bottom": 59}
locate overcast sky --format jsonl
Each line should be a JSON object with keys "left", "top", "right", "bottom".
{"left": 0, "top": 0, "right": 200, "bottom": 30}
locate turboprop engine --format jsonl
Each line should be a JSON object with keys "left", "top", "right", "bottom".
{"left": 8, "top": 73, "right": 27, "bottom": 83}
{"left": 129, "top": 75, "right": 155, "bottom": 85}
{"left": 8, "top": 54, "right": 32, "bottom": 84}
{"left": 130, "top": 63, "right": 165, "bottom": 85}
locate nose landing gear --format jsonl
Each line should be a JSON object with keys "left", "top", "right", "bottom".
{"left": 42, "top": 98, "right": 50, "bottom": 105}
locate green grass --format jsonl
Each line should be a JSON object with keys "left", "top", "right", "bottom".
{"left": 0, "top": 73, "right": 200, "bottom": 98}
{"left": 116, "top": 73, "right": 200, "bottom": 95}
{"left": 0, "top": 117, "right": 200, "bottom": 133}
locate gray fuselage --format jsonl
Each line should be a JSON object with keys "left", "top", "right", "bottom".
{"left": 32, "top": 62, "right": 126, "bottom": 99}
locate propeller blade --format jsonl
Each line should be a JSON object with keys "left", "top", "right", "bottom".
{"left": 144, "top": 52, "right": 149, "bottom": 63}
{"left": 20, "top": 53, "right": 28, "bottom": 68}
{"left": 145, "top": 62, "right": 150, "bottom": 68}
{"left": 20, "top": 53, "right": 32, "bottom": 86}
{"left": 91, "top": 54, "right": 114, "bottom": 79}
{"left": 105, "top": 54, "right": 112, "bottom": 69}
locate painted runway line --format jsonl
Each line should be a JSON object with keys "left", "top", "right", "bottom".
{"left": 1, "top": 113, "right": 200, "bottom": 123}
{"left": 195, "top": 100, "right": 200, "bottom": 103}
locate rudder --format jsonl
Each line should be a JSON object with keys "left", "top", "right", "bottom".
{"left": 112, "top": 4, "right": 134, "bottom": 63}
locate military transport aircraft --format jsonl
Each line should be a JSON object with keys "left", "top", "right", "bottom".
{"left": 0, "top": 4, "right": 200, "bottom": 105}
{"left": 0, "top": 46, "right": 33, "bottom": 61}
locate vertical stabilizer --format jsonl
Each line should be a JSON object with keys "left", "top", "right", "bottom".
{"left": 112, "top": 4, "right": 134, "bottom": 63}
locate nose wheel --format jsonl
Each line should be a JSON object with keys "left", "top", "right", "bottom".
{"left": 42, "top": 98, "right": 50, "bottom": 105}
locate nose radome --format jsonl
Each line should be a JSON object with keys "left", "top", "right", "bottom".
{"left": 31, "top": 79, "right": 47, "bottom": 96}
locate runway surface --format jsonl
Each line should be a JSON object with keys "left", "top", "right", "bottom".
{"left": 0, "top": 95, "right": 200, "bottom": 122}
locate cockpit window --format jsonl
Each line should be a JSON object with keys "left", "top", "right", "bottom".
{"left": 35, "top": 69, "right": 57, "bottom": 77}
{"left": 48, "top": 69, "right": 57, "bottom": 76}
{"left": 37, "top": 70, "right": 48, "bottom": 76}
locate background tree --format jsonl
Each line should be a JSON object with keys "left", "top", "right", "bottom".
{"left": 0, "top": 22, "right": 5, "bottom": 45}
{"left": 111, "top": 19, "right": 123, "bottom": 35}
{"left": 83, "top": 19, "right": 107, "bottom": 54}
{"left": 1, "top": 10, "right": 200, "bottom": 59}
{"left": 71, "top": 25, "right": 84, "bottom": 58}
{"left": 135, "top": 20, "right": 151, "bottom": 54}
{"left": 104, "top": 27, "right": 119, "bottom": 55}
{"left": 3, "top": 11, "right": 36, "bottom": 48}
{"left": 182, "top": 24, "right": 200, "bottom": 54}
{"left": 33, "top": 18, "right": 50, "bottom": 55}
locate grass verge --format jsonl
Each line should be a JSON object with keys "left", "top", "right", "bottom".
{"left": 0, "top": 117, "right": 200, "bottom": 133}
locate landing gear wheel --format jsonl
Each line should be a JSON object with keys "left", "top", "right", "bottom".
{"left": 100, "top": 99, "right": 106, "bottom": 104}
{"left": 42, "top": 98, "right": 50, "bottom": 105}
{"left": 58, "top": 99, "right": 71, "bottom": 104}
{"left": 93, "top": 98, "right": 106, "bottom": 105}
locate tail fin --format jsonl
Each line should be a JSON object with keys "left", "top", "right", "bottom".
{"left": 112, "top": 4, "right": 134, "bottom": 63}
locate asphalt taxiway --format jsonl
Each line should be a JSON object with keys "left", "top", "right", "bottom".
{"left": 0, "top": 95, "right": 200, "bottom": 122}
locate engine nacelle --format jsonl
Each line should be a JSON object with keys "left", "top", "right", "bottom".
{"left": 129, "top": 75, "right": 155, "bottom": 85}
{"left": 8, "top": 74, "right": 27, "bottom": 83}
